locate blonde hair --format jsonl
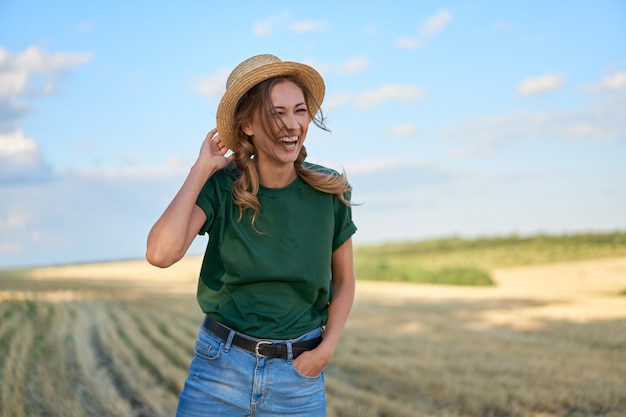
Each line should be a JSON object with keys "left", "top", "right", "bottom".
{"left": 230, "top": 76, "right": 352, "bottom": 225}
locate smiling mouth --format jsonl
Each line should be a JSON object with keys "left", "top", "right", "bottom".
{"left": 279, "top": 136, "right": 298, "bottom": 148}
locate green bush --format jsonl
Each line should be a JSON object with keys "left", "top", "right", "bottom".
{"left": 355, "top": 258, "right": 493, "bottom": 286}
{"left": 354, "top": 231, "right": 626, "bottom": 286}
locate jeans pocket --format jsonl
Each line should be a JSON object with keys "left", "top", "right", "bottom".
{"left": 194, "top": 331, "right": 224, "bottom": 361}
{"left": 292, "top": 362, "right": 323, "bottom": 381}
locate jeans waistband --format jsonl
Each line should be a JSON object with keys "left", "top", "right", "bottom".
{"left": 201, "top": 316, "right": 323, "bottom": 360}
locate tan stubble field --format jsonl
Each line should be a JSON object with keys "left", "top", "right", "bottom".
{"left": 1, "top": 256, "right": 625, "bottom": 416}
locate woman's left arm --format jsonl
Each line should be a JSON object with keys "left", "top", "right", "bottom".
{"left": 294, "top": 238, "right": 356, "bottom": 376}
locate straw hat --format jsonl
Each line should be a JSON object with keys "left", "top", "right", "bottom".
{"left": 216, "top": 54, "right": 325, "bottom": 150}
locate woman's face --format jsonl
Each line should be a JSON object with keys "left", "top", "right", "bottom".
{"left": 243, "top": 80, "right": 309, "bottom": 168}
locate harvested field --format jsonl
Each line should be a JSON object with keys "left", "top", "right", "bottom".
{"left": 1, "top": 256, "right": 625, "bottom": 416}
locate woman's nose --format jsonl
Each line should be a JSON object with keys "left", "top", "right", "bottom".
{"left": 283, "top": 113, "right": 300, "bottom": 130}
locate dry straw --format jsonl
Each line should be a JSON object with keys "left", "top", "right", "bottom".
{"left": 216, "top": 54, "right": 325, "bottom": 150}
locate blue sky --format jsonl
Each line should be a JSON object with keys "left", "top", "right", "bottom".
{"left": 1, "top": 1, "right": 625, "bottom": 268}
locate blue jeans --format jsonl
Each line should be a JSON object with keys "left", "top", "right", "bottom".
{"left": 176, "top": 323, "right": 326, "bottom": 416}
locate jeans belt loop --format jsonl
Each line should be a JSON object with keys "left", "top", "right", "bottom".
{"left": 286, "top": 342, "right": 294, "bottom": 363}
{"left": 224, "top": 330, "right": 235, "bottom": 352}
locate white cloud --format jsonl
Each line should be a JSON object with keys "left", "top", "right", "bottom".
{"left": 0, "top": 130, "right": 51, "bottom": 183}
{"left": 440, "top": 92, "right": 626, "bottom": 144}
{"left": 336, "top": 56, "right": 370, "bottom": 74}
{"left": 362, "top": 25, "right": 377, "bottom": 37}
{"left": 493, "top": 19, "right": 517, "bottom": 32}
{"left": 344, "top": 157, "right": 424, "bottom": 174}
{"left": 566, "top": 122, "right": 596, "bottom": 138}
{"left": 516, "top": 73, "right": 565, "bottom": 97}
{"left": 390, "top": 123, "right": 418, "bottom": 136}
{"left": 76, "top": 19, "right": 97, "bottom": 34}
{"left": 395, "top": 37, "right": 422, "bottom": 49}
{"left": 42, "top": 80, "right": 54, "bottom": 96}
{"left": 0, "top": 47, "right": 8, "bottom": 64}
{"left": 448, "top": 145, "right": 495, "bottom": 159}
{"left": 254, "top": 14, "right": 325, "bottom": 37}
{"left": 7, "top": 46, "right": 92, "bottom": 74}
{"left": 305, "top": 56, "right": 370, "bottom": 77}
{"left": 0, "top": 242, "right": 23, "bottom": 257}
{"left": 421, "top": 10, "right": 452, "bottom": 37}
{"left": 253, "top": 12, "right": 290, "bottom": 37}
{"left": 303, "top": 59, "right": 331, "bottom": 76}
{"left": 65, "top": 154, "right": 193, "bottom": 180}
{"left": 594, "top": 71, "right": 626, "bottom": 91}
{"left": 324, "top": 92, "right": 351, "bottom": 110}
{"left": 75, "top": 139, "right": 93, "bottom": 150}
{"left": 0, "top": 47, "right": 91, "bottom": 182}
{"left": 355, "top": 84, "right": 427, "bottom": 109}
{"left": 290, "top": 20, "right": 326, "bottom": 33}
{"left": 0, "top": 129, "right": 41, "bottom": 161}
{"left": 0, "top": 46, "right": 92, "bottom": 134}
{"left": 197, "top": 69, "right": 229, "bottom": 100}
{"left": 0, "top": 70, "right": 30, "bottom": 99}
{"left": 0, "top": 210, "right": 29, "bottom": 230}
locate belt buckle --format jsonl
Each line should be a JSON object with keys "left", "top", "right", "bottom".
{"left": 255, "top": 341, "right": 273, "bottom": 358}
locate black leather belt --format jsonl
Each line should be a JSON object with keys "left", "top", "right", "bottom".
{"left": 202, "top": 316, "right": 323, "bottom": 359}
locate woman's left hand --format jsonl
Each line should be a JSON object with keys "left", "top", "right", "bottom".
{"left": 293, "top": 345, "right": 333, "bottom": 377}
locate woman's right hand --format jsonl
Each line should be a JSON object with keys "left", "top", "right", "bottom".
{"left": 198, "top": 127, "right": 235, "bottom": 172}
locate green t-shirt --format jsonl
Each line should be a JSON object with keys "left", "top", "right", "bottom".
{"left": 195, "top": 163, "right": 357, "bottom": 339}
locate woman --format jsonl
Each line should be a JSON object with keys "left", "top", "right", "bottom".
{"left": 146, "top": 54, "right": 357, "bottom": 416}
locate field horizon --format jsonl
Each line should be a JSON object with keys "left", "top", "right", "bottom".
{"left": 3, "top": 230, "right": 625, "bottom": 272}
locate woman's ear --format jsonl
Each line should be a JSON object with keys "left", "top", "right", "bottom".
{"left": 242, "top": 123, "right": 253, "bottom": 136}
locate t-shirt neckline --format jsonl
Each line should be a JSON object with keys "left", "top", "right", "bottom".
{"left": 258, "top": 175, "right": 304, "bottom": 197}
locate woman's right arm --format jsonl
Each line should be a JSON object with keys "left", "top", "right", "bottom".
{"left": 146, "top": 129, "right": 234, "bottom": 268}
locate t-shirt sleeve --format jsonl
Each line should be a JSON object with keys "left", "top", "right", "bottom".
{"left": 195, "top": 172, "right": 222, "bottom": 235}
{"left": 332, "top": 191, "right": 357, "bottom": 251}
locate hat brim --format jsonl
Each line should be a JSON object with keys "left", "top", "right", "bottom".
{"left": 216, "top": 61, "right": 325, "bottom": 150}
